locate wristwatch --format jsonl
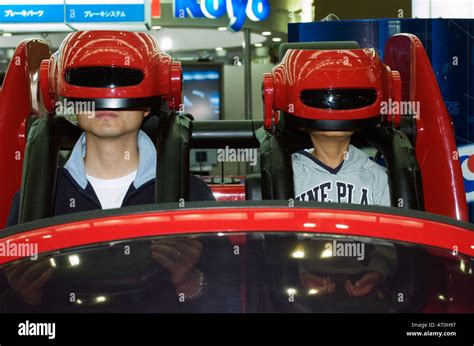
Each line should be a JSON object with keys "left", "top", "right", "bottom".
{"left": 176, "top": 270, "right": 208, "bottom": 301}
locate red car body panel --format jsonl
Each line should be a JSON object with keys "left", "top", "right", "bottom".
{"left": 0, "top": 39, "right": 51, "bottom": 228}
{"left": 384, "top": 34, "right": 468, "bottom": 222}
{"left": 1, "top": 207, "right": 472, "bottom": 266}
{"left": 1, "top": 206, "right": 472, "bottom": 312}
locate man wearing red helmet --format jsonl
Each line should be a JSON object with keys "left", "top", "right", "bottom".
{"left": 2, "top": 31, "right": 236, "bottom": 312}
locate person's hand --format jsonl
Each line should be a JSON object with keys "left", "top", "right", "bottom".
{"left": 344, "top": 271, "right": 383, "bottom": 298}
{"left": 4, "top": 259, "right": 54, "bottom": 305}
{"left": 300, "top": 273, "right": 335, "bottom": 296}
{"left": 150, "top": 238, "right": 203, "bottom": 295}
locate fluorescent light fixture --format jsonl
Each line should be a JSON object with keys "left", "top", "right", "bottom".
{"left": 262, "top": 31, "right": 271, "bottom": 36}
{"left": 272, "top": 37, "right": 282, "bottom": 42}
{"left": 215, "top": 47, "right": 224, "bottom": 51}
{"left": 2, "top": 33, "right": 12, "bottom": 37}
{"left": 254, "top": 43, "right": 263, "bottom": 47}
{"left": 218, "top": 27, "right": 228, "bottom": 31}
{"left": 152, "top": 25, "right": 162, "bottom": 30}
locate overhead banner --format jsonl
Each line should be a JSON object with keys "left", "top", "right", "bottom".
{"left": 65, "top": 0, "right": 146, "bottom": 23}
{"left": 0, "top": 0, "right": 65, "bottom": 23}
{"left": 173, "top": 0, "right": 270, "bottom": 31}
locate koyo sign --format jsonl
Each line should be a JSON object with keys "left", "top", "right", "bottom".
{"left": 174, "top": 0, "right": 270, "bottom": 31}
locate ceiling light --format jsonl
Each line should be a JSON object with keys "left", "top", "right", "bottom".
{"left": 262, "top": 31, "right": 271, "bottom": 36}
{"left": 152, "top": 25, "right": 162, "bottom": 30}
{"left": 254, "top": 43, "right": 263, "bottom": 47}
{"left": 218, "top": 27, "right": 228, "bottom": 31}
{"left": 160, "top": 37, "right": 172, "bottom": 51}
{"left": 272, "top": 37, "right": 282, "bottom": 42}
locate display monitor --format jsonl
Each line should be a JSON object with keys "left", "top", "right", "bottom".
{"left": 182, "top": 63, "right": 222, "bottom": 121}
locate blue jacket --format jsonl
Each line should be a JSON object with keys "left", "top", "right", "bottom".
{"left": 7, "top": 130, "right": 215, "bottom": 226}
{"left": 1, "top": 131, "right": 241, "bottom": 313}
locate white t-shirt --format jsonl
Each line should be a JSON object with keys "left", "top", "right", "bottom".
{"left": 86, "top": 170, "right": 137, "bottom": 209}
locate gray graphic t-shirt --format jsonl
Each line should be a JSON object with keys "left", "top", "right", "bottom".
{"left": 292, "top": 144, "right": 390, "bottom": 206}
{"left": 293, "top": 145, "right": 395, "bottom": 279}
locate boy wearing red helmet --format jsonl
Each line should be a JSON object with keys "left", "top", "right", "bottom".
{"left": 264, "top": 48, "right": 396, "bottom": 304}
{"left": 293, "top": 129, "right": 393, "bottom": 301}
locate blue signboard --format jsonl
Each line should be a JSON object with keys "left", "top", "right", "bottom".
{"left": 0, "top": 0, "right": 147, "bottom": 24}
{"left": 173, "top": 0, "right": 270, "bottom": 32}
{"left": 289, "top": 19, "right": 474, "bottom": 222}
{"left": 66, "top": 0, "right": 145, "bottom": 23}
{"left": 0, "top": 1, "right": 65, "bottom": 23}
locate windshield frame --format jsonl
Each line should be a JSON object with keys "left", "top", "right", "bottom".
{"left": 2, "top": 201, "right": 473, "bottom": 237}
{"left": 1, "top": 201, "right": 473, "bottom": 266}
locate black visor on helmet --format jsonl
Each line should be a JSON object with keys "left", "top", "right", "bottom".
{"left": 282, "top": 112, "right": 381, "bottom": 132}
{"left": 301, "top": 88, "right": 377, "bottom": 110}
{"left": 65, "top": 66, "right": 144, "bottom": 88}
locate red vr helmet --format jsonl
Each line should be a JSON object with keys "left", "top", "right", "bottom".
{"left": 40, "top": 30, "right": 182, "bottom": 112}
{"left": 262, "top": 48, "right": 401, "bottom": 131}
